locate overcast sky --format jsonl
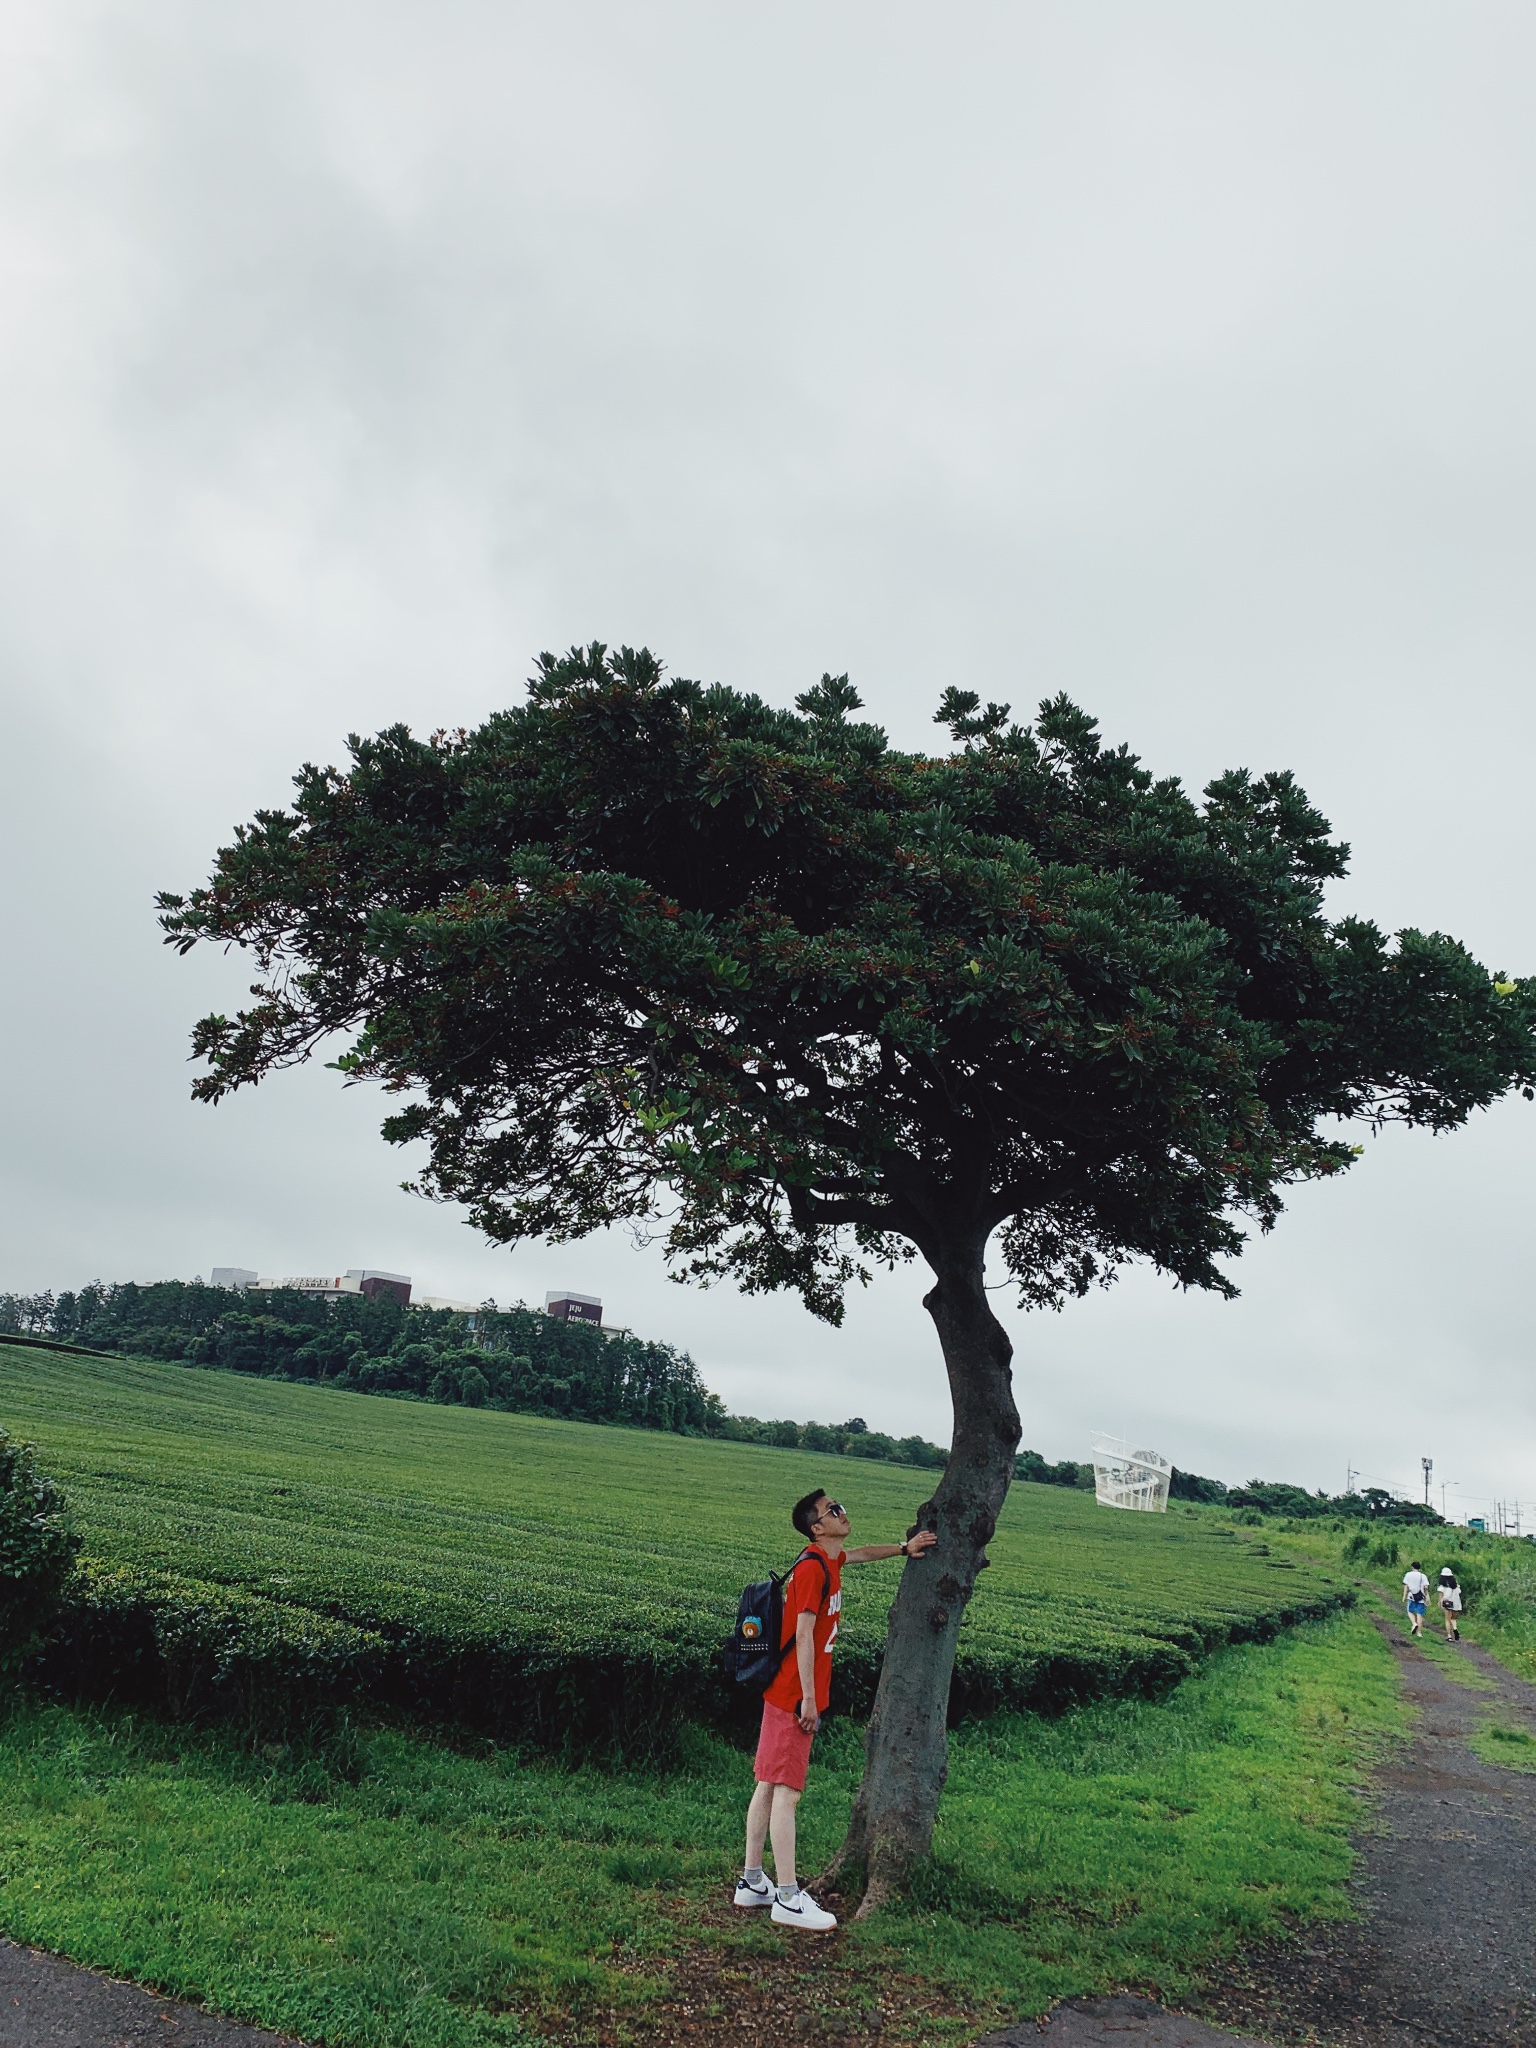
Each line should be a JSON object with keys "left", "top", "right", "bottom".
{"left": 2, "top": 1, "right": 1533, "bottom": 1521}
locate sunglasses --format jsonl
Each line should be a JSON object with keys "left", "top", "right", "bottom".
{"left": 817, "top": 1502, "right": 846, "bottom": 1521}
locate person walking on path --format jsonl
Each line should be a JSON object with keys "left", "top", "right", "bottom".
{"left": 1402, "top": 1560, "right": 1430, "bottom": 1636}
{"left": 1438, "top": 1564, "right": 1463, "bottom": 1640}
{"left": 734, "top": 1488, "right": 937, "bottom": 1932}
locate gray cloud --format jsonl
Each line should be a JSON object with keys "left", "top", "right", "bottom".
{"left": 1, "top": 0, "right": 1532, "bottom": 1520}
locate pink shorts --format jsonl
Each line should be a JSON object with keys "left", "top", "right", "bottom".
{"left": 754, "top": 1701, "right": 815, "bottom": 1791}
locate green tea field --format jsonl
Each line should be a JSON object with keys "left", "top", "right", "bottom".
{"left": 0, "top": 1344, "right": 1346, "bottom": 1748}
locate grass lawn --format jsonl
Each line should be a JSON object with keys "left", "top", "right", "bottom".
{"left": 1474, "top": 1590, "right": 1536, "bottom": 1688}
{"left": 1468, "top": 1722, "right": 1536, "bottom": 1773}
{"left": 0, "top": 1608, "right": 1404, "bottom": 2048}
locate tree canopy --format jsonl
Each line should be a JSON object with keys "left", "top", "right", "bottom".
{"left": 162, "top": 642, "right": 1536, "bottom": 1904}
{"left": 161, "top": 643, "right": 1536, "bottom": 1316}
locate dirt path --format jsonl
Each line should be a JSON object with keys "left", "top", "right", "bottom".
{"left": 1181, "top": 1613, "right": 1536, "bottom": 2048}
{"left": 975, "top": 1992, "right": 1270, "bottom": 2045}
{"left": 0, "top": 1937, "right": 300, "bottom": 2048}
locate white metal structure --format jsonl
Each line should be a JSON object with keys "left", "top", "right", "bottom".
{"left": 1090, "top": 1432, "right": 1172, "bottom": 1513}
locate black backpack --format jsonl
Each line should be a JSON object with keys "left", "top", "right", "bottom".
{"left": 721, "top": 1548, "right": 830, "bottom": 1692}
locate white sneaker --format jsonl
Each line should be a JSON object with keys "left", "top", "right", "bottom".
{"left": 732, "top": 1875, "right": 775, "bottom": 1909}
{"left": 770, "top": 1888, "right": 837, "bottom": 1931}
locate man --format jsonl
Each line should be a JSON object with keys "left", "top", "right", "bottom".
{"left": 1402, "top": 1559, "right": 1430, "bottom": 1637}
{"left": 734, "top": 1487, "right": 938, "bottom": 1931}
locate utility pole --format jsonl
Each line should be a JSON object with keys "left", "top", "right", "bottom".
{"left": 1422, "top": 1456, "right": 1433, "bottom": 1507}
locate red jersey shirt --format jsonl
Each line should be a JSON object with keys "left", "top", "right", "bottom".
{"left": 764, "top": 1544, "right": 843, "bottom": 1713}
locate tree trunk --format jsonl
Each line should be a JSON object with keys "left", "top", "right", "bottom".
{"left": 823, "top": 1235, "right": 1019, "bottom": 1916}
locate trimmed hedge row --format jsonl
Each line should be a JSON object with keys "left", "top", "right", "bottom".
{"left": 38, "top": 1559, "right": 384, "bottom": 1739}
{"left": 34, "top": 1552, "right": 1351, "bottom": 1758}
{"left": 36, "top": 1557, "right": 715, "bottom": 1755}
{"left": 840, "top": 1581, "right": 1350, "bottom": 1723}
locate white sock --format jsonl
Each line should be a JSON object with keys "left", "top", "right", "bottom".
{"left": 777, "top": 1882, "right": 799, "bottom": 1902}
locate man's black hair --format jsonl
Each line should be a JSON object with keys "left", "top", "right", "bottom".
{"left": 792, "top": 1488, "right": 828, "bottom": 1539}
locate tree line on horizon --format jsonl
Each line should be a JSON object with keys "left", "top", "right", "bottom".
{"left": 1, "top": 1278, "right": 1441, "bottom": 1521}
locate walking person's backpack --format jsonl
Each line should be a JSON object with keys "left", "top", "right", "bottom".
{"left": 721, "top": 1548, "right": 830, "bottom": 1692}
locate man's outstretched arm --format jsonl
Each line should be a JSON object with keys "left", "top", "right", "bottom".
{"left": 844, "top": 1530, "right": 937, "bottom": 1564}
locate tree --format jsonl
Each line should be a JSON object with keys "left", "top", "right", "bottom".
{"left": 1168, "top": 1467, "right": 1230, "bottom": 1505}
{"left": 160, "top": 643, "right": 1535, "bottom": 1910}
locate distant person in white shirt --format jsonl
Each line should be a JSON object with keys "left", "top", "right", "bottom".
{"left": 1437, "top": 1566, "right": 1463, "bottom": 1641}
{"left": 1402, "top": 1562, "right": 1430, "bottom": 1636}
